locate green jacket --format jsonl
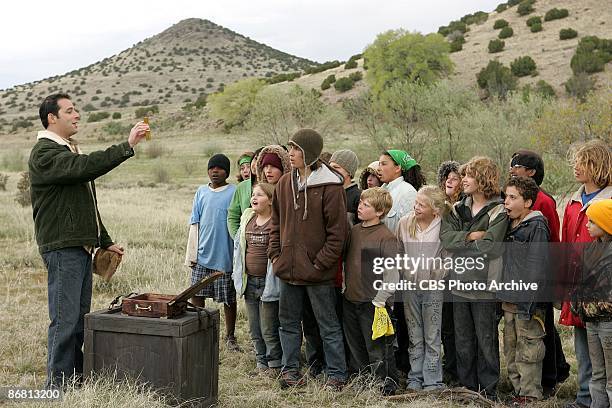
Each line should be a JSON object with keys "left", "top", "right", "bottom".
{"left": 227, "top": 178, "right": 252, "bottom": 238}
{"left": 29, "top": 134, "right": 134, "bottom": 253}
{"left": 440, "top": 195, "right": 509, "bottom": 300}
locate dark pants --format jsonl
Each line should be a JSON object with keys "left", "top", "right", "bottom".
{"left": 441, "top": 301, "right": 458, "bottom": 382}
{"left": 279, "top": 281, "right": 347, "bottom": 381}
{"left": 303, "top": 294, "right": 325, "bottom": 372}
{"left": 541, "top": 303, "right": 570, "bottom": 388}
{"left": 453, "top": 300, "right": 500, "bottom": 399}
{"left": 342, "top": 299, "right": 398, "bottom": 392}
{"left": 42, "top": 247, "right": 92, "bottom": 388}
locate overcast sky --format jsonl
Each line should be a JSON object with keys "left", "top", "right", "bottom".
{"left": 0, "top": 0, "right": 501, "bottom": 90}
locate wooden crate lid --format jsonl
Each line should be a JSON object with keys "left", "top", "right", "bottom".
{"left": 169, "top": 271, "right": 224, "bottom": 306}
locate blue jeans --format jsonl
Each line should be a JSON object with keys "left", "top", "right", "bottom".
{"left": 244, "top": 276, "right": 282, "bottom": 369}
{"left": 575, "top": 325, "right": 593, "bottom": 407}
{"left": 42, "top": 247, "right": 92, "bottom": 388}
{"left": 404, "top": 291, "right": 444, "bottom": 390}
{"left": 587, "top": 321, "right": 612, "bottom": 408}
{"left": 278, "top": 281, "right": 347, "bottom": 381}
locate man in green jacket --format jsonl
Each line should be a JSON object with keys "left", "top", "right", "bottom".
{"left": 29, "top": 93, "right": 149, "bottom": 388}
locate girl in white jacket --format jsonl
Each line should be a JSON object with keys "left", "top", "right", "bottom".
{"left": 397, "top": 185, "right": 450, "bottom": 391}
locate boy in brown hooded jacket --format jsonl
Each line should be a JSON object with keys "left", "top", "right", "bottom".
{"left": 268, "top": 128, "right": 348, "bottom": 389}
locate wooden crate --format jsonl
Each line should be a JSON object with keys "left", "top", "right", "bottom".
{"left": 84, "top": 308, "right": 219, "bottom": 407}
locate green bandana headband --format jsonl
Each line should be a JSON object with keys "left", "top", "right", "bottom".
{"left": 238, "top": 156, "right": 252, "bottom": 166}
{"left": 386, "top": 150, "right": 418, "bottom": 171}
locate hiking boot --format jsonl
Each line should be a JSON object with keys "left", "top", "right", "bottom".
{"left": 279, "top": 371, "right": 306, "bottom": 389}
{"left": 225, "top": 335, "right": 242, "bottom": 352}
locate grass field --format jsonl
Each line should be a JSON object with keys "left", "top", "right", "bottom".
{"left": 0, "top": 130, "right": 583, "bottom": 407}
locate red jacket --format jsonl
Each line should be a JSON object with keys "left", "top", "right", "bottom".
{"left": 559, "top": 185, "right": 612, "bottom": 327}
{"left": 533, "top": 190, "right": 560, "bottom": 243}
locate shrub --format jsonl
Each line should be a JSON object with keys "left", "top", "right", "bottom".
{"left": 0, "top": 173, "right": 8, "bottom": 191}
{"left": 1, "top": 150, "right": 26, "bottom": 171}
{"left": 11, "top": 119, "right": 32, "bottom": 132}
{"left": 438, "top": 20, "right": 468, "bottom": 36}
{"left": 535, "top": 80, "right": 556, "bottom": 98}
{"left": 565, "top": 73, "right": 595, "bottom": 101}
{"left": 496, "top": 3, "right": 508, "bottom": 13}
{"left": 526, "top": 16, "right": 542, "bottom": 27}
{"left": 511, "top": 56, "right": 537, "bottom": 76}
{"left": 102, "top": 121, "right": 131, "bottom": 136}
{"left": 152, "top": 160, "right": 170, "bottom": 184}
{"left": 530, "top": 22, "right": 543, "bottom": 32}
{"left": 82, "top": 103, "right": 97, "bottom": 112}
{"left": 460, "top": 11, "right": 488, "bottom": 25}
{"left": 304, "top": 61, "right": 342, "bottom": 75}
{"left": 499, "top": 26, "right": 514, "bottom": 39}
{"left": 517, "top": 0, "right": 535, "bottom": 16}
{"left": 493, "top": 19, "right": 509, "bottom": 29}
{"left": 134, "top": 105, "right": 159, "bottom": 118}
{"left": 145, "top": 142, "right": 167, "bottom": 159}
{"left": 450, "top": 39, "right": 463, "bottom": 52}
{"left": 349, "top": 71, "right": 363, "bottom": 82}
{"left": 507, "top": 0, "right": 521, "bottom": 6}
{"left": 344, "top": 60, "right": 358, "bottom": 69}
{"left": 112, "top": 112, "right": 121, "bottom": 119}
{"left": 321, "top": 74, "right": 336, "bottom": 90}
{"left": 560, "top": 28, "right": 578, "bottom": 40}
{"left": 570, "top": 36, "right": 612, "bottom": 74}
{"left": 15, "top": 172, "right": 30, "bottom": 207}
{"left": 488, "top": 39, "right": 505, "bottom": 53}
{"left": 334, "top": 77, "right": 355, "bottom": 92}
{"left": 477, "top": 60, "right": 517, "bottom": 98}
{"left": 544, "top": 8, "right": 569, "bottom": 21}
{"left": 87, "top": 112, "right": 110, "bottom": 122}
{"left": 265, "top": 72, "right": 301, "bottom": 84}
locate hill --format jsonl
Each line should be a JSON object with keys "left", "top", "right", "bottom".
{"left": 0, "top": 18, "right": 317, "bottom": 132}
{"left": 442, "top": 0, "right": 611, "bottom": 94}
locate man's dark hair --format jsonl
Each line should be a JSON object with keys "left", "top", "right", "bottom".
{"left": 39, "top": 93, "right": 71, "bottom": 129}
{"left": 505, "top": 176, "right": 539, "bottom": 208}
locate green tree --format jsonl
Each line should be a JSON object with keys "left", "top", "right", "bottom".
{"left": 246, "top": 85, "right": 331, "bottom": 145}
{"left": 477, "top": 60, "right": 517, "bottom": 99}
{"left": 208, "top": 78, "right": 265, "bottom": 130}
{"left": 363, "top": 30, "right": 453, "bottom": 95}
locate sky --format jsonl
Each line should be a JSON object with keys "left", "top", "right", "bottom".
{"left": 0, "top": 0, "right": 502, "bottom": 90}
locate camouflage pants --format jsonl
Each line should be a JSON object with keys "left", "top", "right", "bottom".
{"left": 503, "top": 310, "right": 546, "bottom": 399}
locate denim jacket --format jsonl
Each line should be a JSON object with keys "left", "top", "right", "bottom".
{"left": 232, "top": 208, "right": 280, "bottom": 302}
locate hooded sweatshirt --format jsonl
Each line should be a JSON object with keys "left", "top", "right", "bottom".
{"left": 498, "top": 211, "right": 550, "bottom": 316}
{"left": 226, "top": 145, "right": 290, "bottom": 238}
{"left": 268, "top": 162, "right": 347, "bottom": 285}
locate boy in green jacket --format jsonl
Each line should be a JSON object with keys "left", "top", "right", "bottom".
{"left": 439, "top": 156, "right": 509, "bottom": 400}
{"left": 29, "top": 93, "right": 148, "bottom": 388}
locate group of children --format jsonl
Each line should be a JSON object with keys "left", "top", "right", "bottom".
{"left": 186, "top": 129, "right": 611, "bottom": 406}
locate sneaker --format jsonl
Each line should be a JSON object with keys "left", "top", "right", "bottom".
{"left": 323, "top": 377, "right": 346, "bottom": 391}
{"left": 267, "top": 367, "right": 281, "bottom": 379}
{"left": 225, "top": 335, "right": 242, "bottom": 352}
{"left": 279, "top": 371, "right": 306, "bottom": 389}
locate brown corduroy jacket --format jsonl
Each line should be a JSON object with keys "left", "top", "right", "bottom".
{"left": 268, "top": 163, "right": 347, "bottom": 285}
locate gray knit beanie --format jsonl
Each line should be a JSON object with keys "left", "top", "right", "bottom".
{"left": 330, "top": 149, "right": 359, "bottom": 178}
